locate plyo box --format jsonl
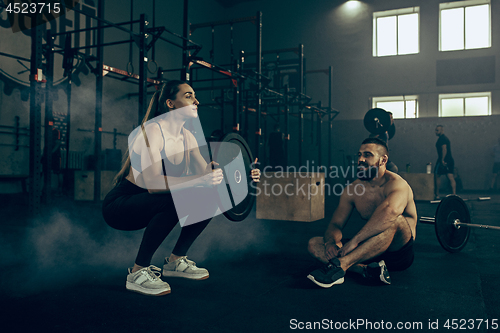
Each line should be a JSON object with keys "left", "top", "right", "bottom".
{"left": 399, "top": 172, "right": 434, "bottom": 201}
{"left": 256, "top": 172, "right": 325, "bottom": 222}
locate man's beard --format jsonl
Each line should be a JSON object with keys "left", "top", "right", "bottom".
{"left": 357, "top": 162, "right": 379, "bottom": 181}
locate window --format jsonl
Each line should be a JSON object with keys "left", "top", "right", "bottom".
{"left": 440, "top": 0, "right": 491, "bottom": 51}
{"left": 373, "top": 7, "right": 419, "bottom": 57}
{"left": 439, "top": 92, "right": 491, "bottom": 117}
{"left": 372, "top": 95, "right": 418, "bottom": 119}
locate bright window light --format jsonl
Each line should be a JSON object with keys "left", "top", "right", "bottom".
{"left": 377, "top": 101, "right": 405, "bottom": 118}
{"left": 465, "top": 5, "right": 490, "bottom": 49}
{"left": 441, "top": 8, "right": 464, "bottom": 51}
{"left": 398, "top": 13, "right": 419, "bottom": 55}
{"left": 373, "top": 7, "right": 419, "bottom": 57}
{"left": 440, "top": 1, "right": 491, "bottom": 51}
{"left": 441, "top": 98, "right": 464, "bottom": 117}
{"left": 439, "top": 92, "right": 491, "bottom": 117}
{"left": 465, "top": 96, "right": 489, "bottom": 116}
{"left": 376, "top": 16, "right": 397, "bottom": 56}
{"left": 372, "top": 96, "right": 418, "bottom": 119}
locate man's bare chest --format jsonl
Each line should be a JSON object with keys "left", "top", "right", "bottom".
{"left": 353, "top": 189, "right": 385, "bottom": 219}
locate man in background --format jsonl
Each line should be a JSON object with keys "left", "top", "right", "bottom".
{"left": 434, "top": 125, "right": 456, "bottom": 199}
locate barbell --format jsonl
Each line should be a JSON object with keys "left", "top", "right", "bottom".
{"left": 430, "top": 196, "right": 490, "bottom": 204}
{"left": 419, "top": 195, "right": 500, "bottom": 253}
{"left": 364, "top": 108, "right": 396, "bottom": 140}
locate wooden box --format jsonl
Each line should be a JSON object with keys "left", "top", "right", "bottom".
{"left": 399, "top": 172, "right": 434, "bottom": 201}
{"left": 256, "top": 172, "right": 325, "bottom": 222}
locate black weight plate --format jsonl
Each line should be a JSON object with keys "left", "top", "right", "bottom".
{"left": 208, "top": 129, "right": 225, "bottom": 141}
{"left": 388, "top": 123, "right": 396, "bottom": 140}
{"left": 435, "top": 195, "right": 470, "bottom": 253}
{"left": 364, "top": 108, "right": 391, "bottom": 135}
{"left": 213, "top": 133, "right": 255, "bottom": 222}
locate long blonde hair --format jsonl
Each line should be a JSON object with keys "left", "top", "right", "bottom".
{"left": 113, "top": 80, "right": 187, "bottom": 185}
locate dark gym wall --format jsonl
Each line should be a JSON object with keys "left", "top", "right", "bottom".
{"left": 1, "top": 0, "right": 498, "bottom": 192}
{"left": 206, "top": 0, "right": 500, "bottom": 191}
{"left": 329, "top": 115, "right": 500, "bottom": 190}
{"left": 216, "top": 0, "right": 500, "bottom": 118}
{"left": 0, "top": 0, "right": 230, "bottom": 193}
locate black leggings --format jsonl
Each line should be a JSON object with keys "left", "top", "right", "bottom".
{"left": 102, "top": 179, "right": 218, "bottom": 267}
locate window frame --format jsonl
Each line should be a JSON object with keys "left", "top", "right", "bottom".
{"left": 439, "top": 0, "right": 491, "bottom": 51}
{"left": 371, "top": 95, "right": 419, "bottom": 119}
{"left": 438, "top": 92, "right": 491, "bottom": 117}
{"left": 373, "top": 6, "right": 420, "bottom": 57}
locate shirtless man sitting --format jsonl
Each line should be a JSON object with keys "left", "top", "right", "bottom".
{"left": 307, "top": 138, "right": 417, "bottom": 288}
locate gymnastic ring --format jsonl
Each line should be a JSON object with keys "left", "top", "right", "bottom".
{"left": 147, "top": 60, "right": 158, "bottom": 74}
{"left": 126, "top": 62, "right": 134, "bottom": 76}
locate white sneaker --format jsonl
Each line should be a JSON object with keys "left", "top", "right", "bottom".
{"left": 162, "top": 256, "right": 209, "bottom": 280}
{"left": 126, "top": 265, "right": 171, "bottom": 296}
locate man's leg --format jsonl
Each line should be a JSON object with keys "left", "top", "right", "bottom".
{"left": 434, "top": 174, "right": 441, "bottom": 198}
{"left": 446, "top": 173, "right": 456, "bottom": 195}
{"left": 338, "top": 215, "right": 412, "bottom": 272}
{"left": 308, "top": 236, "right": 341, "bottom": 264}
{"left": 309, "top": 238, "right": 375, "bottom": 277}
{"left": 307, "top": 216, "right": 412, "bottom": 288}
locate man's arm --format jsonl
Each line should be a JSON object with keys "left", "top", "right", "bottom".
{"left": 441, "top": 144, "right": 447, "bottom": 164}
{"left": 340, "top": 179, "right": 408, "bottom": 256}
{"left": 324, "top": 187, "right": 355, "bottom": 246}
{"left": 322, "top": 187, "right": 355, "bottom": 260}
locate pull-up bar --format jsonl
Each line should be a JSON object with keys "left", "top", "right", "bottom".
{"left": 246, "top": 47, "right": 302, "bottom": 56}
{"left": 0, "top": 51, "right": 30, "bottom": 62}
{"left": 70, "top": 5, "right": 140, "bottom": 37}
{"left": 50, "top": 20, "right": 142, "bottom": 36}
{"left": 190, "top": 15, "right": 258, "bottom": 33}
{"left": 147, "top": 26, "right": 202, "bottom": 51}
{"left": 102, "top": 65, "right": 161, "bottom": 85}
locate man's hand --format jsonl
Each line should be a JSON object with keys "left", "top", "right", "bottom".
{"left": 338, "top": 239, "right": 358, "bottom": 257}
{"left": 325, "top": 242, "right": 341, "bottom": 260}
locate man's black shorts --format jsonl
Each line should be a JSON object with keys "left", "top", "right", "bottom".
{"left": 435, "top": 160, "right": 454, "bottom": 175}
{"left": 369, "top": 238, "right": 415, "bottom": 271}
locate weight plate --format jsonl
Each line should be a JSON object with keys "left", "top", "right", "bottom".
{"left": 388, "top": 123, "right": 396, "bottom": 140}
{"left": 434, "top": 195, "right": 470, "bottom": 253}
{"left": 210, "top": 133, "right": 255, "bottom": 222}
{"left": 364, "top": 108, "right": 391, "bottom": 135}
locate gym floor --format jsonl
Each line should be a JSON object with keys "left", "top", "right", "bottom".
{"left": 1, "top": 190, "right": 499, "bottom": 332}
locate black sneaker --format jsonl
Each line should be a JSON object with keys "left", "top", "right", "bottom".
{"left": 364, "top": 260, "right": 391, "bottom": 285}
{"left": 307, "top": 258, "right": 345, "bottom": 288}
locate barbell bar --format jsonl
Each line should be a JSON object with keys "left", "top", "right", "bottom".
{"left": 430, "top": 196, "right": 491, "bottom": 204}
{"left": 419, "top": 195, "right": 500, "bottom": 253}
{"left": 420, "top": 217, "right": 500, "bottom": 230}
